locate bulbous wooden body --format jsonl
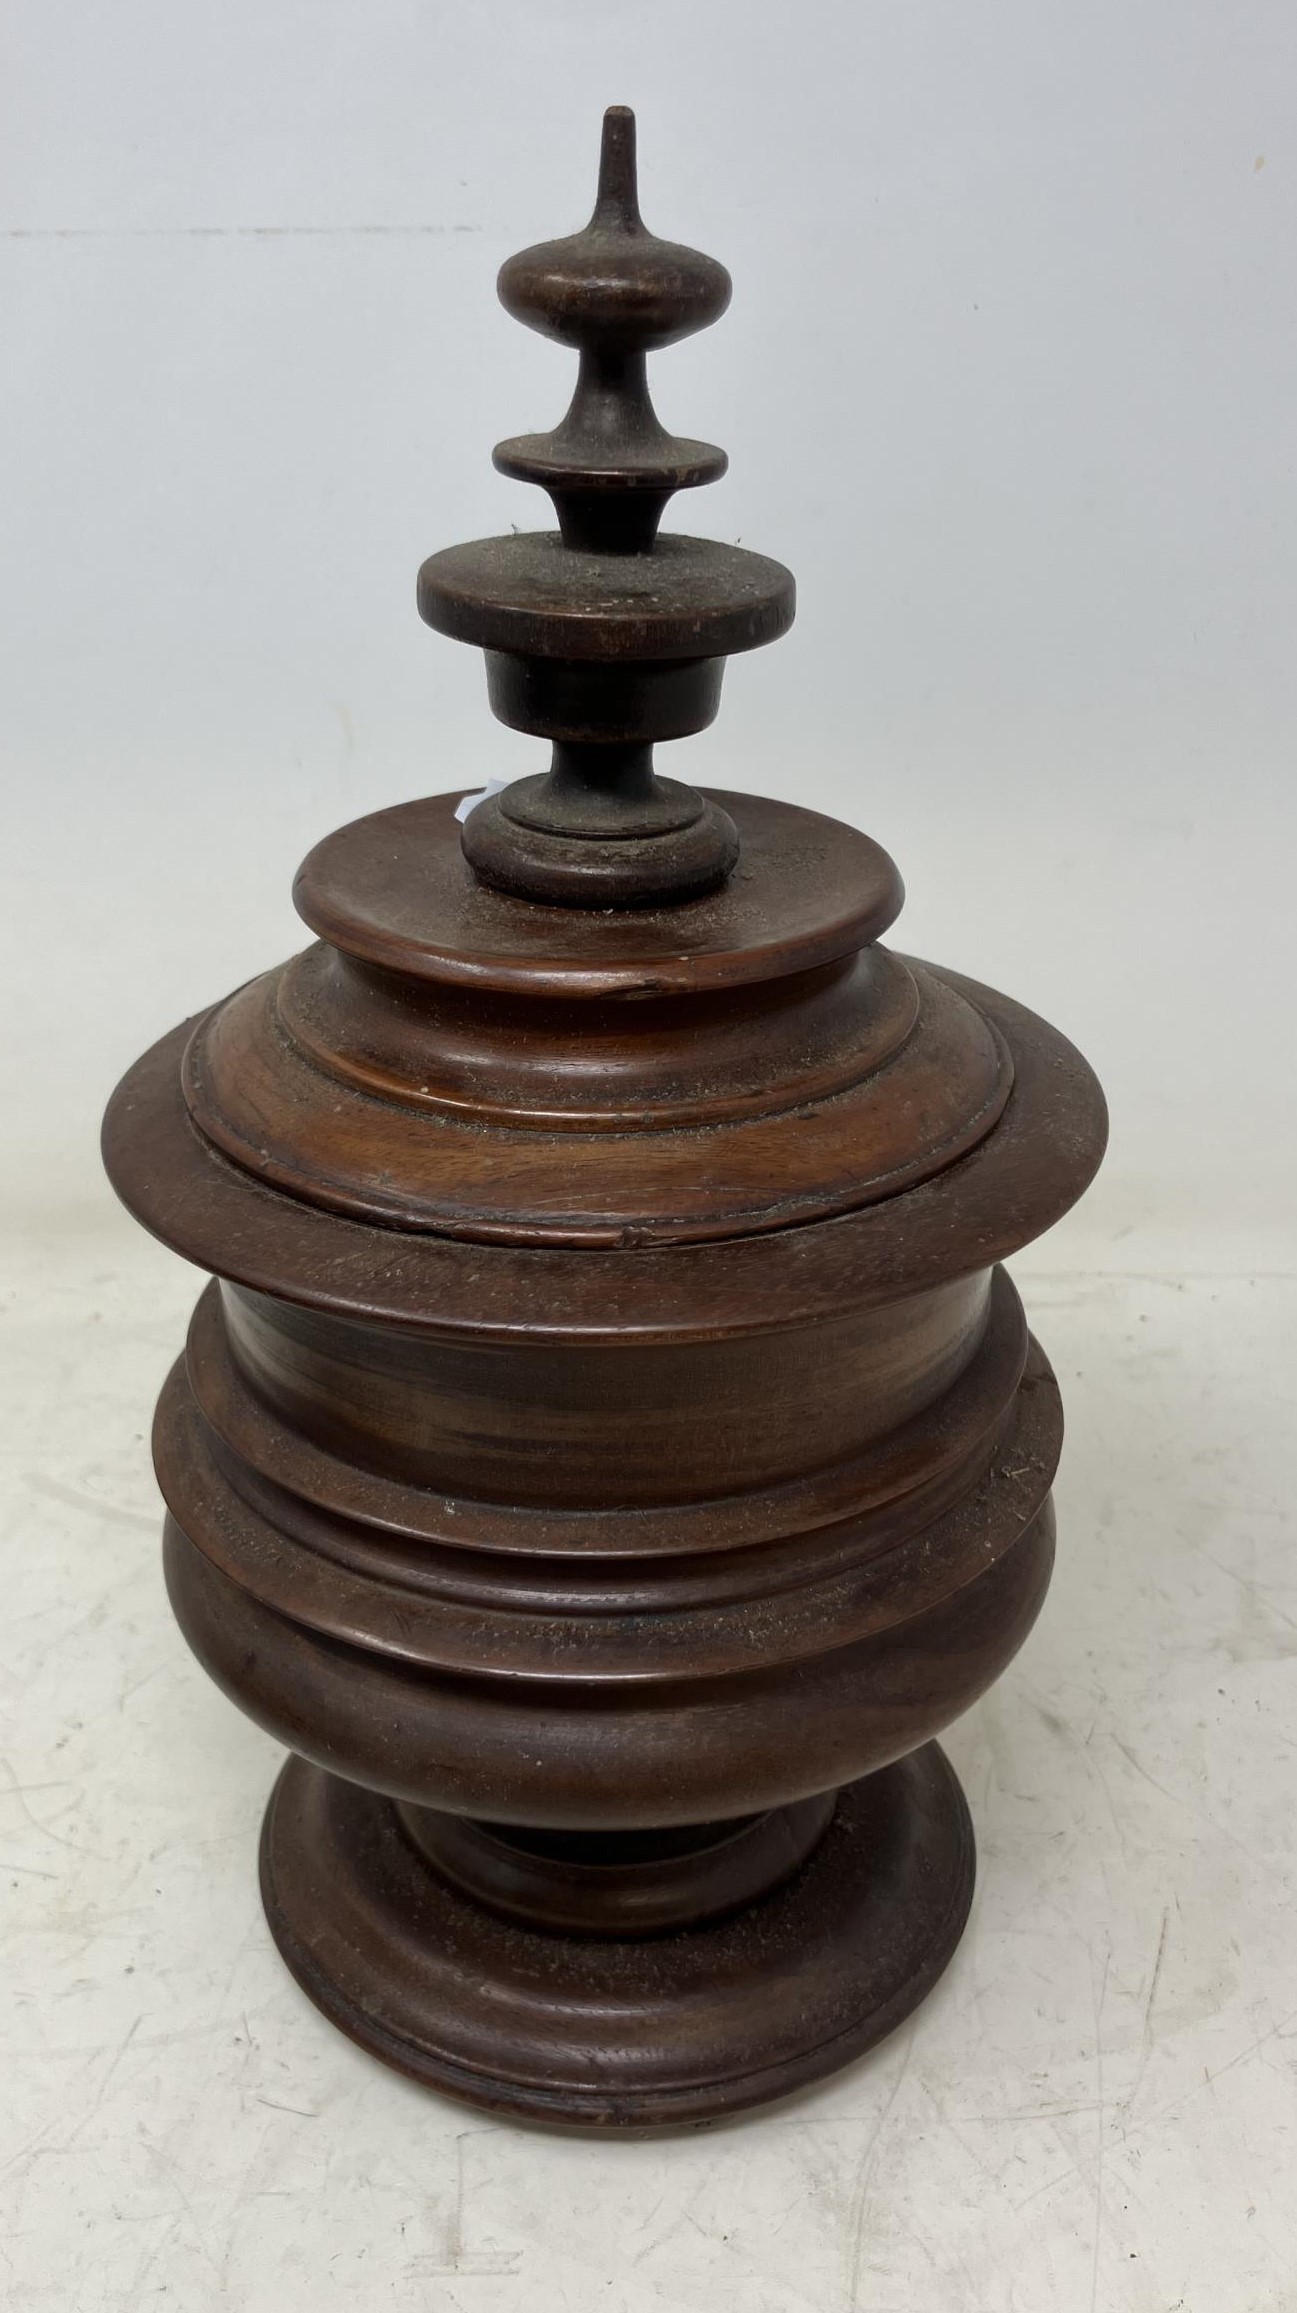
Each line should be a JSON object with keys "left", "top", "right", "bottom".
{"left": 158, "top": 1261, "right": 1053, "bottom": 1833}
{"left": 105, "top": 826, "right": 1104, "bottom": 2123}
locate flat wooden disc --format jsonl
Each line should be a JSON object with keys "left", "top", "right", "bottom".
{"left": 293, "top": 790, "right": 903, "bottom": 996}
{"left": 417, "top": 532, "right": 795, "bottom": 662}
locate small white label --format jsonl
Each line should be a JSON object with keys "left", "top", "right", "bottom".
{"left": 454, "top": 779, "right": 507, "bottom": 824}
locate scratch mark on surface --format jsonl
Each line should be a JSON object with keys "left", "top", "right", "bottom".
{"left": 1200, "top": 1547, "right": 1297, "bottom": 1636}
{"left": 141, "top": 2135, "right": 225, "bottom": 2283}
{"left": 0, "top": 1757, "right": 101, "bottom": 1857}
{"left": 28, "top": 1474, "right": 157, "bottom": 1531}
{"left": 1014, "top": 2003, "right": 1297, "bottom": 2215}
{"left": 847, "top": 2025, "right": 917, "bottom": 2306}
{"left": 0, "top": 2114, "right": 62, "bottom": 2179}
{"left": 74, "top": 2015, "right": 142, "bottom": 2140}
{"left": 1145, "top": 1906, "right": 1170, "bottom": 2036}
{"left": 1110, "top": 1736, "right": 1180, "bottom": 1807}
{"left": 1089, "top": 1946, "right": 1110, "bottom": 2313}
{"left": 406, "top": 2131, "right": 521, "bottom": 2277}
{"left": 1109, "top": 1736, "right": 1270, "bottom": 1864}
{"left": 3, "top": 2017, "right": 143, "bottom": 2186}
{"left": 115, "top": 1665, "right": 164, "bottom": 1710}
{"left": 123, "top": 2209, "right": 185, "bottom": 2305}
{"left": 1140, "top": 2005, "right": 1297, "bottom": 2136}
{"left": 1123, "top": 1903, "right": 1172, "bottom": 2118}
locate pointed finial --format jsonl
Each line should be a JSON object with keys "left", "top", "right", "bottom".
{"left": 417, "top": 109, "right": 795, "bottom": 906}
{"left": 493, "top": 106, "right": 731, "bottom": 552}
{"left": 591, "top": 105, "right": 642, "bottom": 229}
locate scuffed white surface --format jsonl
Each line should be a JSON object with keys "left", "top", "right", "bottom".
{"left": 2, "top": 1211, "right": 1294, "bottom": 2310}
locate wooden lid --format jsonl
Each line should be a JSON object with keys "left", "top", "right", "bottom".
{"left": 169, "top": 788, "right": 1012, "bottom": 1249}
{"left": 102, "top": 969, "right": 1104, "bottom": 1340}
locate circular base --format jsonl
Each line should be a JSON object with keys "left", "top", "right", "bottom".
{"left": 260, "top": 1745, "right": 974, "bottom": 2129}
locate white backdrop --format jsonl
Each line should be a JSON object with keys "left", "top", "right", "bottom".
{"left": 3, "top": 0, "right": 1295, "bottom": 1263}
{"left": 5, "top": 17, "right": 1297, "bottom": 2311}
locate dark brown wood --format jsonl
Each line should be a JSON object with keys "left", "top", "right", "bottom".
{"left": 183, "top": 798, "right": 1008, "bottom": 1247}
{"left": 258, "top": 1748, "right": 974, "bottom": 2128}
{"left": 394, "top": 1792, "right": 839, "bottom": 1939}
{"left": 492, "top": 101, "right": 730, "bottom": 550}
{"left": 102, "top": 105, "right": 1107, "bottom": 2130}
{"left": 420, "top": 107, "right": 794, "bottom": 905}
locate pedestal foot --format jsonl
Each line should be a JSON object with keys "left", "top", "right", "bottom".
{"left": 259, "top": 1743, "right": 974, "bottom": 2129}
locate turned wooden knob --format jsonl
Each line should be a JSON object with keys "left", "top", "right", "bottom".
{"left": 103, "top": 106, "right": 1106, "bottom": 2131}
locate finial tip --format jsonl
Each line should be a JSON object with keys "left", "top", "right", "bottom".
{"left": 595, "top": 105, "right": 640, "bottom": 227}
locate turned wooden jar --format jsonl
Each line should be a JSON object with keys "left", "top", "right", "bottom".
{"left": 103, "top": 108, "right": 1106, "bottom": 2127}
